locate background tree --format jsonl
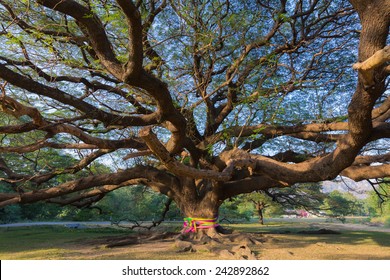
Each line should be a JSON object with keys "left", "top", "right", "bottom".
{"left": 0, "top": 0, "right": 389, "bottom": 237}
{"left": 364, "top": 180, "right": 390, "bottom": 225}
{"left": 323, "top": 190, "right": 361, "bottom": 222}
{"left": 248, "top": 192, "right": 272, "bottom": 225}
{"left": 219, "top": 195, "right": 256, "bottom": 222}
{"left": 244, "top": 183, "right": 326, "bottom": 224}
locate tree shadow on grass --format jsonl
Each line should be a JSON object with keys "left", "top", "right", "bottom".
{"left": 0, "top": 226, "right": 129, "bottom": 254}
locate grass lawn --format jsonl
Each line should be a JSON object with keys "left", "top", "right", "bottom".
{"left": 0, "top": 226, "right": 130, "bottom": 259}
{"left": 0, "top": 222, "right": 389, "bottom": 260}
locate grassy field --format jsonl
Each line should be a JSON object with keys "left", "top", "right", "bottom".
{"left": 0, "top": 221, "right": 389, "bottom": 260}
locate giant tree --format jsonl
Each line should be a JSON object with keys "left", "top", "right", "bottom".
{"left": 0, "top": 0, "right": 389, "bottom": 236}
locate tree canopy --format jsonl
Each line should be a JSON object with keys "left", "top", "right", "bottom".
{"left": 0, "top": 0, "right": 389, "bottom": 229}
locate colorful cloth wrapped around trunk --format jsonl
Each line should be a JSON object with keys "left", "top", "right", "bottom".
{"left": 182, "top": 217, "right": 219, "bottom": 233}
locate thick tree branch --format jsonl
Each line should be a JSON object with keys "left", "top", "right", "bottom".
{"left": 0, "top": 166, "right": 179, "bottom": 207}
{"left": 37, "top": 0, "right": 123, "bottom": 78}
{"left": 116, "top": 0, "right": 144, "bottom": 82}
{"left": 0, "top": 63, "right": 160, "bottom": 126}
{"left": 341, "top": 164, "right": 390, "bottom": 181}
{"left": 353, "top": 45, "right": 390, "bottom": 87}
{"left": 47, "top": 180, "right": 142, "bottom": 206}
{"left": 220, "top": 176, "right": 283, "bottom": 200}
{"left": 201, "top": 122, "right": 348, "bottom": 148}
{"left": 139, "top": 127, "right": 231, "bottom": 181}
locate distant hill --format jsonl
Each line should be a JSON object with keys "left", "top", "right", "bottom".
{"left": 321, "top": 177, "right": 372, "bottom": 199}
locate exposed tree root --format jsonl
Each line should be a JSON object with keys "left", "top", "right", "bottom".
{"left": 98, "top": 227, "right": 266, "bottom": 260}
{"left": 175, "top": 229, "right": 266, "bottom": 259}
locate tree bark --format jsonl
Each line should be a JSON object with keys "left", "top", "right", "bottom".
{"left": 258, "top": 207, "right": 264, "bottom": 225}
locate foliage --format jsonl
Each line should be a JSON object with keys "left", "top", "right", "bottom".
{"left": 219, "top": 195, "right": 255, "bottom": 221}
{"left": 364, "top": 182, "right": 390, "bottom": 226}
{"left": 365, "top": 183, "right": 390, "bottom": 217}
{"left": 95, "top": 186, "right": 181, "bottom": 222}
{"left": 323, "top": 191, "right": 363, "bottom": 222}
{"left": 0, "top": 183, "right": 181, "bottom": 223}
{"left": 241, "top": 191, "right": 284, "bottom": 220}
{"left": 0, "top": 204, "right": 21, "bottom": 223}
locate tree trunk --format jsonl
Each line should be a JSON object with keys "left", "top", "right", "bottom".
{"left": 172, "top": 186, "right": 228, "bottom": 239}
{"left": 253, "top": 201, "right": 266, "bottom": 225}
{"left": 257, "top": 207, "right": 264, "bottom": 225}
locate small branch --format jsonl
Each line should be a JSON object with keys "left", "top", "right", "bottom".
{"left": 366, "top": 179, "right": 387, "bottom": 205}
{"left": 123, "top": 150, "right": 152, "bottom": 160}
{"left": 116, "top": 0, "right": 144, "bottom": 82}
